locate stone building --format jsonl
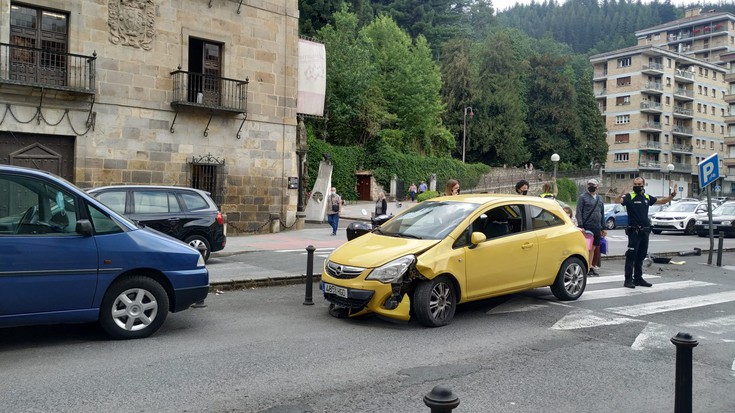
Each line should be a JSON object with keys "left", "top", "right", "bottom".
{"left": 0, "top": 0, "right": 300, "bottom": 233}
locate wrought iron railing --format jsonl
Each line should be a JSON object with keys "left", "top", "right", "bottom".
{"left": 170, "top": 69, "right": 248, "bottom": 113}
{"left": 0, "top": 42, "right": 95, "bottom": 93}
{"left": 672, "top": 125, "right": 693, "bottom": 135}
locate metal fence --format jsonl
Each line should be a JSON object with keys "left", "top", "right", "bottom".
{"left": 0, "top": 42, "right": 95, "bottom": 93}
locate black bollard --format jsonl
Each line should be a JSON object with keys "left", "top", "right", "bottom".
{"left": 303, "top": 245, "right": 316, "bottom": 305}
{"left": 671, "top": 332, "right": 698, "bottom": 413}
{"left": 717, "top": 231, "right": 724, "bottom": 267}
{"left": 424, "top": 385, "right": 460, "bottom": 413}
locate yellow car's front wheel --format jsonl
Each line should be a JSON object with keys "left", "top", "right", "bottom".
{"left": 413, "top": 276, "right": 456, "bottom": 327}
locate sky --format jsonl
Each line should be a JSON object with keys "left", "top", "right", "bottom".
{"left": 493, "top": 0, "right": 715, "bottom": 13}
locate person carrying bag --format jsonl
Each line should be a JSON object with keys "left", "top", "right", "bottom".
{"left": 575, "top": 179, "right": 606, "bottom": 276}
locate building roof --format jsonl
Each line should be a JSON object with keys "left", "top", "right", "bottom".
{"left": 589, "top": 45, "right": 726, "bottom": 72}
{"left": 636, "top": 11, "right": 734, "bottom": 36}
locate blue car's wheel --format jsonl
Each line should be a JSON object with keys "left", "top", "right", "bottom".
{"left": 605, "top": 217, "right": 616, "bottom": 230}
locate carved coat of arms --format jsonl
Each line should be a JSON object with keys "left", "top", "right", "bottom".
{"left": 108, "top": 0, "right": 155, "bottom": 50}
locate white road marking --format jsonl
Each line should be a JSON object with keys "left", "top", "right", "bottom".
{"left": 487, "top": 296, "right": 551, "bottom": 314}
{"left": 575, "top": 280, "right": 713, "bottom": 301}
{"left": 551, "top": 309, "right": 640, "bottom": 330}
{"left": 606, "top": 291, "right": 735, "bottom": 317}
{"left": 732, "top": 359, "right": 735, "bottom": 377}
{"left": 585, "top": 274, "right": 661, "bottom": 285}
{"left": 631, "top": 323, "right": 676, "bottom": 351}
{"left": 681, "top": 315, "right": 735, "bottom": 335}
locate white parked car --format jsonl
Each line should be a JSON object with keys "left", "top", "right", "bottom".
{"left": 651, "top": 201, "right": 708, "bottom": 235}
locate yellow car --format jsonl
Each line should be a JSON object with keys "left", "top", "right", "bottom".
{"left": 321, "top": 194, "right": 590, "bottom": 327}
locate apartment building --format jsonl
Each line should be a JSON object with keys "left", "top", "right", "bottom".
{"left": 590, "top": 9, "right": 734, "bottom": 197}
{"left": 0, "top": 0, "right": 301, "bottom": 233}
{"left": 722, "top": 51, "right": 735, "bottom": 193}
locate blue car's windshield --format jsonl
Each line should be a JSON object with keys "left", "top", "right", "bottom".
{"left": 378, "top": 201, "right": 477, "bottom": 240}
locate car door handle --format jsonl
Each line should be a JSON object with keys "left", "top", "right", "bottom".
{"left": 521, "top": 242, "right": 534, "bottom": 249}
{"left": 168, "top": 218, "right": 180, "bottom": 221}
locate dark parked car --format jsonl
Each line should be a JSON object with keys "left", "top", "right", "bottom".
{"left": 88, "top": 186, "right": 226, "bottom": 261}
{"left": 695, "top": 202, "right": 735, "bottom": 237}
{"left": 0, "top": 165, "right": 209, "bottom": 339}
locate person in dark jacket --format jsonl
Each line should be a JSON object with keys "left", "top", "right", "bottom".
{"left": 614, "top": 177, "right": 676, "bottom": 288}
{"left": 515, "top": 179, "right": 529, "bottom": 195}
{"left": 375, "top": 191, "right": 387, "bottom": 216}
{"left": 576, "top": 179, "right": 606, "bottom": 276}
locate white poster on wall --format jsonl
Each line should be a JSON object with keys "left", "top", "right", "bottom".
{"left": 297, "top": 39, "right": 326, "bottom": 117}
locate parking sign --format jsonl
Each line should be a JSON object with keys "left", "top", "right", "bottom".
{"left": 698, "top": 153, "right": 719, "bottom": 188}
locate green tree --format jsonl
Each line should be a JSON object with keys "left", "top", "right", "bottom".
{"left": 439, "top": 37, "right": 475, "bottom": 159}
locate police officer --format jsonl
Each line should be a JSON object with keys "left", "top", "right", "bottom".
{"left": 615, "top": 177, "right": 677, "bottom": 288}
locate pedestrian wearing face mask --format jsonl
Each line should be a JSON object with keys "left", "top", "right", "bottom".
{"left": 576, "top": 179, "right": 606, "bottom": 276}
{"left": 326, "top": 187, "right": 342, "bottom": 236}
{"left": 615, "top": 177, "right": 676, "bottom": 288}
{"left": 515, "top": 179, "right": 529, "bottom": 195}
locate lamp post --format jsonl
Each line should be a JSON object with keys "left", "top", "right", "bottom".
{"left": 551, "top": 153, "right": 560, "bottom": 180}
{"left": 667, "top": 163, "right": 675, "bottom": 201}
{"left": 462, "top": 106, "right": 474, "bottom": 163}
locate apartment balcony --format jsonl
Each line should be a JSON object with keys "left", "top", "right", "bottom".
{"left": 724, "top": 93, "right": 735, "bottom": 104}
{"left": 725, "top": 136, "right": 735, "bottom": 146}
{"left": 723, "top": 157, "right": 735, "bottom": 168}
{"left": 673, "top": 88, "right": 694, "bottom": 101}
{"left": 673, "top": 106, "right": 693, "bottom": 118}
{"left": 725, "top": 114, "right": 735, "bottom": 124}
{"left": 641, "top": 63, "right": 664, "bottom": 75}
{"left": 595, "top": 88, "right": 607, "bottom": 96}
{"left": 671, "top": 125, "right": 693, "bottom": 136}
{"left": 674, "top": 69, "right": 695, "bottom": 83}
{"left": 0, "top": 42, "right": 96, "bottom": 95}
{"left": 639, "top": 161, "right": 662, "bottom": 170}
{"left": 670, "top": 162, "right": 692, "bottom": 174}
{"left": 593, "top": 70, "right": 608, "bottom": 80}
{"left": 639, "top": 140, "right": 662, "bottom": 151}
{"left": 170, "top": 69, "right": 249, "bottom": 137}
{"left": 640, "top": 101, "right": 662, "bottom": 113}
{"left": 671, "top": 143, "right": 693, "bottom": 153}
{"left": 642, "top": 82, "right": 663, "bottom": 94}
{"left": 641, "top": 121, "right": 662, "bottom": 132}
{"left": 725, "top": 70, "right": 735, "bottom": 83}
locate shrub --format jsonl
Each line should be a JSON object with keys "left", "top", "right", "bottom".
{"left": 417, "top": 190, "right": 439, "bottom": 202}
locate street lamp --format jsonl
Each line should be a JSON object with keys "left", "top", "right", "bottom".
{"left": 551, "top": 153, "right": 560, "bottom": 180}
{"left": 667, "top": 163, "right": 675, "bottom": 200}
{"left": 462, "top": 106, "right": 474, "bottom": 163}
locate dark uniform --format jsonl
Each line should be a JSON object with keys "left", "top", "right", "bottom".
{"left": 621, "top": 191, "right": 657, "bottom": 284}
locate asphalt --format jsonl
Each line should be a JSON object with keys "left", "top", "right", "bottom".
{"left": 208, "top": 200, "right": 735, "bottom": 287}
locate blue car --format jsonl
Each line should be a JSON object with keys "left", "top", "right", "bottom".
{"left": 604, "top": 203, "right": 628, "bottom": 229}
{"left": 0, "top": 165, "right": 209, "bottom": 339}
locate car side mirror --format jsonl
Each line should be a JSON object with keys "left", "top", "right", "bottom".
{"left": 469, "top": 231, "right": 486, "bottom": 248}
{"left": 75, "top": 219, "right": 94, "bottom": 237}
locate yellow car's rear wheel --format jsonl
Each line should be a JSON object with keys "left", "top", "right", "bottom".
{"left": 551, "top": 257, "right": 586, "bottom": 301}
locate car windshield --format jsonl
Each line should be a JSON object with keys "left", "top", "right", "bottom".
{"left": 377, "top": 200, "right": 477, "bottom": 240}
{"left": 649, "top": 204, "right": 666, "bottom": 213}
{"left": 713, "top": 204, "right": 735, "bottom": 216}
{"left": 667, "top": 202, "right": 698, "bottom": 212}
{"left": 604, "top": 204, "right": 616, "bottom": 213}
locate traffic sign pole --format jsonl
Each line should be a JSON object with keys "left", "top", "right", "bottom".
{"left": 707, "top": 185, "right": 713, "bottom": 265}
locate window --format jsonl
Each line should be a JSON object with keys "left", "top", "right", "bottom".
{"left": 615, "top": 153, "right": 629, "bottom": 162}
{"left": 721, "top": 126, "right": 725, "bottom": 135}
{"left": 95, "top": 191, "right": 126, "bottom": 214}
{"left": 180, "top": 192, "right": 209, "bottom": 211}
{"left": 664, "top": 115, "right": 670, "bottom": 125}
{"left": 615, "top": 173, "right": 626, "bottom": 179}
{"left": 665, "top": 96, "right": 670, "bottom": 105}
{"left": 615, "top": 133, "right": 629, "bottom": 143}
{"left": 704, "top": 87, "right": 708, "bottom": 96}
{"left": 616, "top": 96, "right": 630, "bottom": 106}
{"left": 666, "top": 77, "right": 671, "bottom": 87}
{"left": 696, "top": 139, "right": 700, "bottom": 147}
{"left": 471, "top": 204, "right": 526, "bottom": 240}
{"left": 617, "top": 57, "right": 632, "bottom": 67}
{"left": 9, "top": 4, "right": 69, "bottom": 87}
{"left": 713, "top": 72, "right": 717, "bottom": 80}
{"left": 529, "top": 206, "right": 564, "bottom": 229}
{"left": 0, "top": 174, "right": 78, "bottom": 236}
{"left": 712, "top": 89, "right": 716, "bottom": 97}
{"left": 697, "top": 121, "right": 701, "bottom": 130}
{"left": 617, "top": 77, "right": 631, "bottom": 87}
{"left": 712, "top": 107, "right": 715, "bottom": 115}
{"left": 711, "top": 124, "right": 715, "bottom": 133}
{"left": 698, "top": 85, "right": 703, "bottom": 94}
{"left": 710, "top": 141, "right": 714, "bottom": 149}
{"left": 615, "top": 115, "right": 630, "bottom": 124}
{"left": 133, "top": 191, "right": 181, "bottom": 213}
{"left": 697, "top": 103, "right": 702, "bottom": 113}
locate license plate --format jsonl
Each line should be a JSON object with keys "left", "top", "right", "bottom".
{"left": 323, "top": 283, "right": 348, "bottom": 298}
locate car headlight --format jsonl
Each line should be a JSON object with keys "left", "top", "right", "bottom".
{"left": 366, "top": 255, "right": 415, "bottom": 284}
{"left": 723, "top": 221, "right": 732, "bottom": 226}
{"left": 197, "top": 254, "right": 206, "bottom": 267}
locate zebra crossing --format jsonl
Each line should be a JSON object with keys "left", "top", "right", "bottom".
{"left": 491, "top": 271, "right": 735, "bottom": 376}
{"left": 276, "top": 247, "right": 335, "bottom": 259}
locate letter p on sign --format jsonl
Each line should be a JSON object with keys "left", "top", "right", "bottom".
{"left": 698, "top": 153, "right": 719, "bottom": 188}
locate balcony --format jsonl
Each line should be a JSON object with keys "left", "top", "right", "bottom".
{"left": 642, "top": 82, "right": 663, "bottom": 93}
{"left": 640, "top": 101, "right": 662, "bottom": 113}
{"left": 673, "top": 88, "right": 694, "bottom": 101}
{"left": 641, "top": 63, "right": 664, "bottom": 75}
{"left": 671, "top": 125, "right": 693, "bottom": 136}
{"left": 725, "top": 114, "right": 735, "bottom": 124}
{"left": 170, "top": 69, "right": 249, "bottom": 137}
{"left": 674, "top": 69, "right": 695, "bottom": 83}
{"left": 671, "top": 143, "right": 693, "bottom": 153}
{"left": 671, "top": 162, "right": 692, "bottom": 173}
{"left": 639, "top": 161, "right": 662, "bottom": 170}
{"left": 595, "top": 88, "right": 607, "bottom": 96}
{"left": 639, "top": 140, "right": 662, "bottom": 150}
{"left": 725, "top": 136, "right": 735, "bottom": 146}
{"left": 0, "top": 42, "right": 96, "bottom": 95}
{"left": 641, "top": 121, "right": 662, "bottom": 131}
{"left": 593, "top": 70, "right": 608, "bottom": 80}
{"left": 673, "top": 106, "right": 693, "bottom": 118}
{"left": 724, "top": 93, "right": 735, "bottom": 104}
{"left": 725, "top": 70, "right": 735, "bottom": 83}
